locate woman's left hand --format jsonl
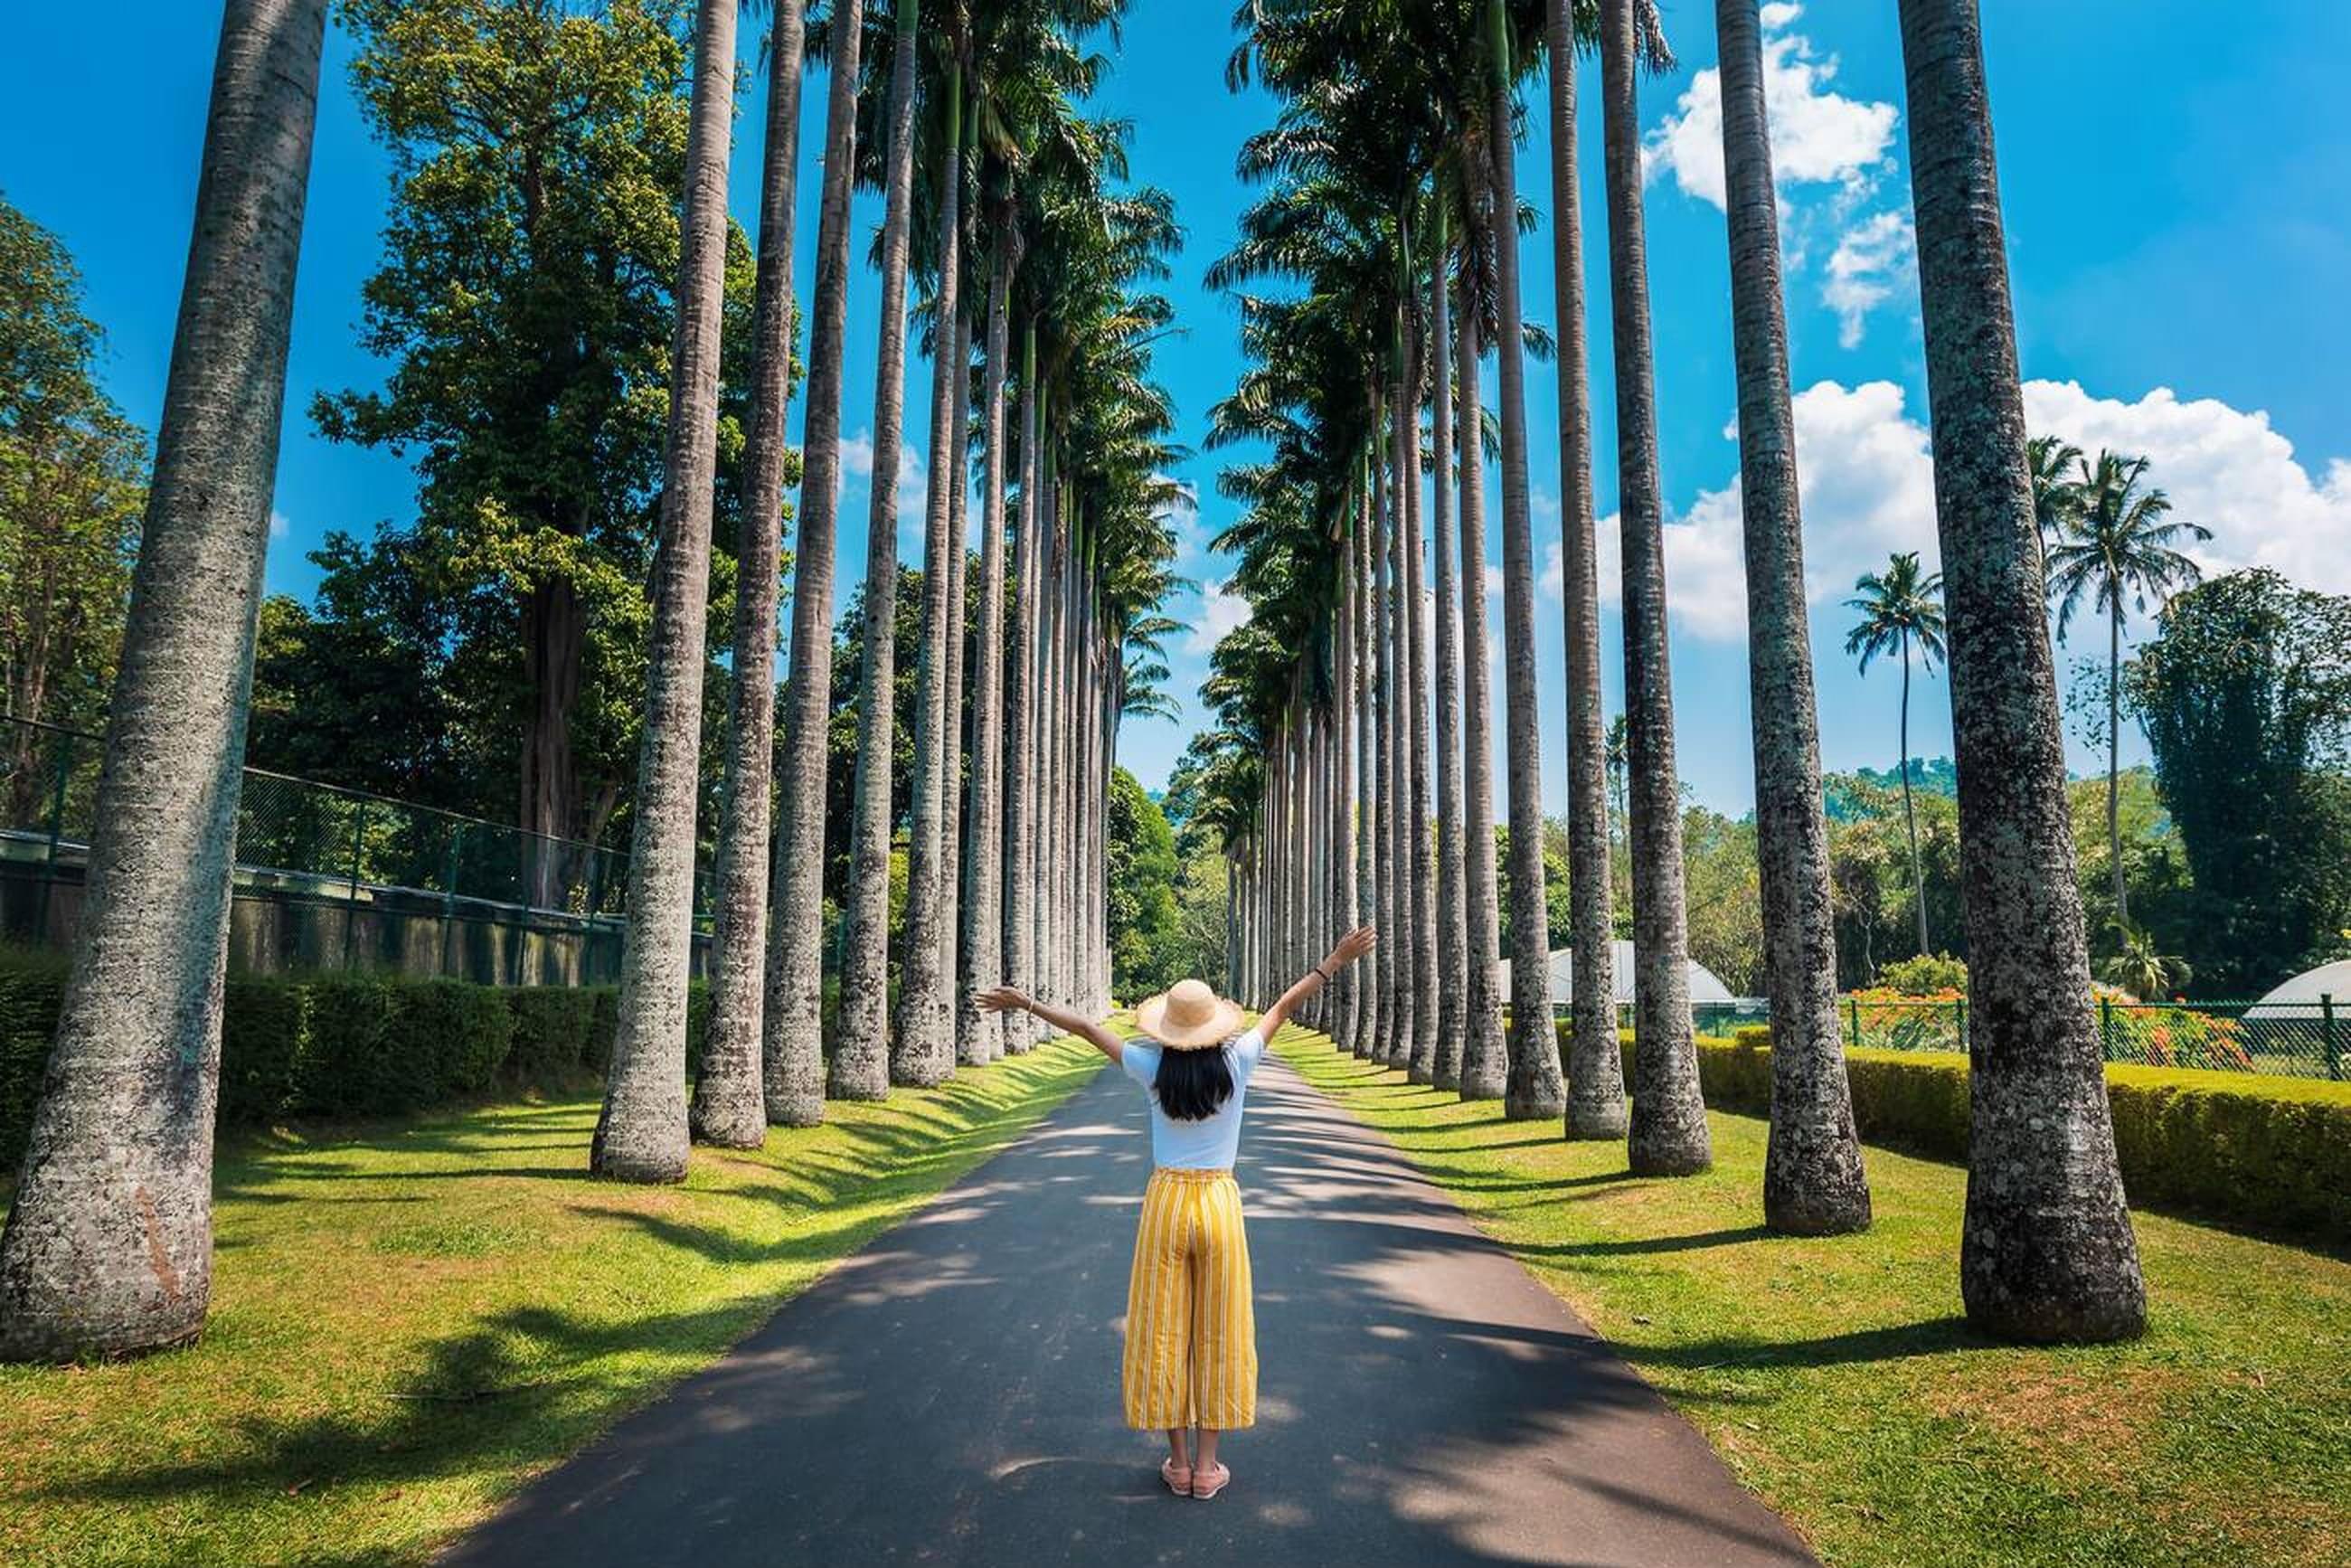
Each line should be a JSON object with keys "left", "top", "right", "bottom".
{"left": 974, "top": 987, "right": 1030, "bottom": 1015}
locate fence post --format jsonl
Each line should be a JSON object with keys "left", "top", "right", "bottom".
{"left": 342, "top": 800, "right": 369, "bottom": 969}
{"left": 2324, "top": 993, "right": 2342, "bottom": 1082}
{"left": 439, "top": 823, "right": 464, "bottom": 980}
{"left": 2100, "top": 995, "right": 2115, "bottom": 1062}
{"left": 1847, "top": 995, "right": 1861, "bottom": 1049}
{"left": 1954, "top": 997, "right": 1968, "bottom": 1055}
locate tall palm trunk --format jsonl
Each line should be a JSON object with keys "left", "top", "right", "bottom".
{"left": 1429, "top": 214, "right": 1468, "bottom": 1091}
{"left": 595, "top": 0, "right": 738, "bottom": 1184}
{"left": 764, "top": 0, "right": 868, "bottom": 1126}
{"left": 1489, "top": 0, "right": 1565, "bottom": 1120}
{"left": 1546, "top": 0, "right": 1625, "bottom": 1141}
{"left": 1601, "top": 0, "right": 1709, "bottom": 1175}
{"left": 1002, "top": 334, "right": 1040, "bottom": 1050}
{"left": 959, "top": 235, "right": 1015, "bottom": 1065}
{"left": 1371, "top": 431, "right": 1397, "bottom": 1062}
{"left": 1900, "top": 634, "right": 1929, "bottom": 953}
{"left": 1336, "top": 557, "right": 1360, "bottom": 1050}
{"left": 1401, "top": 310, "right": 1440, "bottom": 1085}
{"left": 0, "top": 0, "right": 326, "bottom": 1362}
{"left": 833, "top": 0, "right": 925, "bottom": 1100}
{"left": 695, "top": 0, "right": 804, "bottom": 1148}
{"left": 1387, "top": 407, "right": 1412, "bottom": 1072}
{"left": 1898, "top": 0, "right": 2145, "bottom": 1341}
{"left": 1352, "top": 501, "right": 1378, "bottom": 1057}
{"left": 893, "top": 56, "right": 965, "bottom": 1088}
{"left": 1456, "top": 267, "right": 1509, "bottom": 1102}
{"left": 1715, "top": 0, "right": 1869, "bottom": 1233}
{"left": 2105, "top": 601, "right": 2127, "bottom": 928}
{"left": 938, "top": 301, "right": 972, "bottom": 1050}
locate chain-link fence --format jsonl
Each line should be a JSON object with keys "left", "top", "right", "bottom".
{"left": 0, "top": 715, "right": 710, "bottom": 986}
{"left": 1838, "top": 993, "right": 2347, "bottom": 1082}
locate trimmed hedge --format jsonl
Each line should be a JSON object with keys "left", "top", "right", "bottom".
{"left": 1589, "top": 1020, "right": 2351, "bottom": 1241}
{"left": 1, "top": 959, "right": 710, "bottom": 1170}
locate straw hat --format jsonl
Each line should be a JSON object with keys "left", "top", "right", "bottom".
{"left": 1135, "top": 978, "right": 1245, "bottom": 1052}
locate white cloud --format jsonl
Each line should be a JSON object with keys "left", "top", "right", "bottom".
{"left": 269, "top": 510, "right": 290, "bottom": 541}
{"left": 1185, "top": 578, "right": 1252, "bottom": 655}
{"left": 837, "top": 429, "right": 926, "bottom": 521}
{"left": 2021, "top": 382, "right": 2351, "bottom": 598}
{"left": 1823, "top": 210, "right": 1915, "bottom": 348}
{"left": 1643, "top": 4, "right": 1898, "bottom": 212}
{"left": 1559, "top": 379, "right": 1939, "bottom": 641}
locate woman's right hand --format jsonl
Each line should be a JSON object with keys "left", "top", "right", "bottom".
{"left": 1327, "top": 925, "right": 1377, "bottom": 969}
{"left": 974, "top": 986, "right": 1031, "bottom": 1015}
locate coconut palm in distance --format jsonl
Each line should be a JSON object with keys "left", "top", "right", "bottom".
{"left": 596, "top": 0, "right": 741, "bottom": 1182}
{"left": 1845, "top": 550, "right": 1949, "bottom": 959}
{"left": 2096, "top": 926, "right": 2189, "bottom": 1002}
{"left": 764, "top": 0, "right": 869, "bottom": 1128}
{"left": 693, "top": 0, "right": 805, "bottom": 1150}
{"left": 1898, "top": 0, "right": 2145, "bottom": 1340}
{"left": 1545, "top": 0, "right": 1624, "bottom": 1141}
{"left": 2046, "top": 449, "right": 2208, "bottom": 931}
{"left": 2025, "top": 432, "right": 2082, "bottom": 563}
{"left": 1714, "top": 0, "right": 1868, "bottom": 1233}
{"left": 0, "top": 0, "right": 330, "bottom": 1361}
{"left": 1600, "top": 0, "right": 1708, "bottom": 1176}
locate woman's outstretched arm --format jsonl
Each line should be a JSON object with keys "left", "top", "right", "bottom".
{"left": 1257, "top": 925, "right": 1378, "bottom": 1044}
{"left": 974, "top": 987, "right": 1128, "bottom": 1064}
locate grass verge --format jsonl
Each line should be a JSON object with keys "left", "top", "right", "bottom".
{"left": 0, "top": 1039, "right": 1104, "bottom": 1568}
{"left": 1271, "top": 1028, "right": 2351, "bottom": 1568}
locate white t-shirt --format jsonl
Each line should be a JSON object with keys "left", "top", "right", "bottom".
{"left": 1120, "top": 1027, "right": 1267, "bottom": 1170}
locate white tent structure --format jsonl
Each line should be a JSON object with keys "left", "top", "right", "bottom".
{"left": 1494, "top": 940, "right": 1736, "bottom": 1007}
{"left": 2244, "top": 958, "right": 2351, "bottom": 1019}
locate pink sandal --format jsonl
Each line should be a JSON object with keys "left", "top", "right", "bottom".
{"left": 1160, "top": 1458, "right": 1192, "bottom": 1496}
{"left": 1190, "top": 1461, "right": 1231, "bottom": 1500}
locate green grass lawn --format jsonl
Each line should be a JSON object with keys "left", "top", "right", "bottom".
{"left": 0, "top": 1039, "right": 1105, "bottom": 1568}
{"left": 1271, "top": 1027, "right": 2351, "bottom": 1568}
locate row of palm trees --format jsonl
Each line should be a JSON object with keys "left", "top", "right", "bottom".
{"left": 0, "top": 0, "right": 1185, "bottom": 1360}
{"left": 1194, "top": 0, "right": 2148, "bottom": 1344}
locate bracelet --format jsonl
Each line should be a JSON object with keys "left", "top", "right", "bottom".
{"left": 1314, "top": 964, "right": 1335, "bottom": 986}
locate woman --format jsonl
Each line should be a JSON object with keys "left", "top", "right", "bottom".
{"left": 977, "top": 923, "right": 1377, "bottom": 1501}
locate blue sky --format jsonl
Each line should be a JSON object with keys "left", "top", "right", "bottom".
{"left": 6, "top": 1, "right": 2349, "bottom": 815}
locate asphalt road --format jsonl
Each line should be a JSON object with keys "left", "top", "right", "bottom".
{"left": 438, "top": 1047, "right": 1817, "bottom": 1567}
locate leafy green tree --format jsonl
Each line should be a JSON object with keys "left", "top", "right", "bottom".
{"left": 316, "top": 0, "right": 755, "bottom": 885}
{"left": 0, "top": 198, "right": 145, "bottom": 815}
{"left": 2127, "top": 569, "right": 2351, "bottom": 996}
{"left": 1105, "top": 767, "right": 1180, "bottom": 998}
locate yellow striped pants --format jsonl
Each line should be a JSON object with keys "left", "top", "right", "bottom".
{"left": 1122, "top": 1167, "right": 1258, "bottom": 1431}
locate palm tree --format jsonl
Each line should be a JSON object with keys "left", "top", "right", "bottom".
{"left": 693, "top": 0, "right": 805, "bottom": 1150}
{"left": 596, "top": 0, "right": 741, "bottom": 1182}
{"left": 2025, "top": 432, "right": 2082, "bottom": 562}
{"left": 894, "top": 24, "right": 970, "bottom": 1089}
{"left": 0, "top": 0, "right": 329, "bottom": 1361}
{"left": 2046, "top": 449, "right": 2208, "bottom": 930}
{"left": 2096, "top": 924, "right": 2189, "bottom": 1001}
{"left": 1845, "top": 550, "right": 1948, "bottom": 958}
{"left": 1600, "top": 0, "right": 1708, "bottom": 1175}
{"left": 764, "top": 0, "right": 869, "bottom": 1127}
{"left": 1898, "top": 0, "right": 2145, "bottom": 1340}
{"left": 1454, "top": 256, "right": 1508, "bottom": 1101}
{"left": 1489, "top": 0, "right": 1563, "bottom": 1121}
{"left": 833, "top": 0, "right": 927, "bottom": 1101}
{"left": 1427, "top": 207, "right": 1468, "bottom": 1091}
{"left": 1714, "top": 0, "right": 1869, "bottom": 1233}
{"left": 1544, "top": 0, "right": 1623, "bottom": 1141}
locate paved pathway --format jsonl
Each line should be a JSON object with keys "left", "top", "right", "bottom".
{"left": 439, "top": 1050, "right": 1816, "bottom": 1567}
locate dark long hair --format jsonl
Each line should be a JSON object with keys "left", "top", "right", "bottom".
{"left": 1151, "top": 1040, "right": 1237, "bottom": 1121}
